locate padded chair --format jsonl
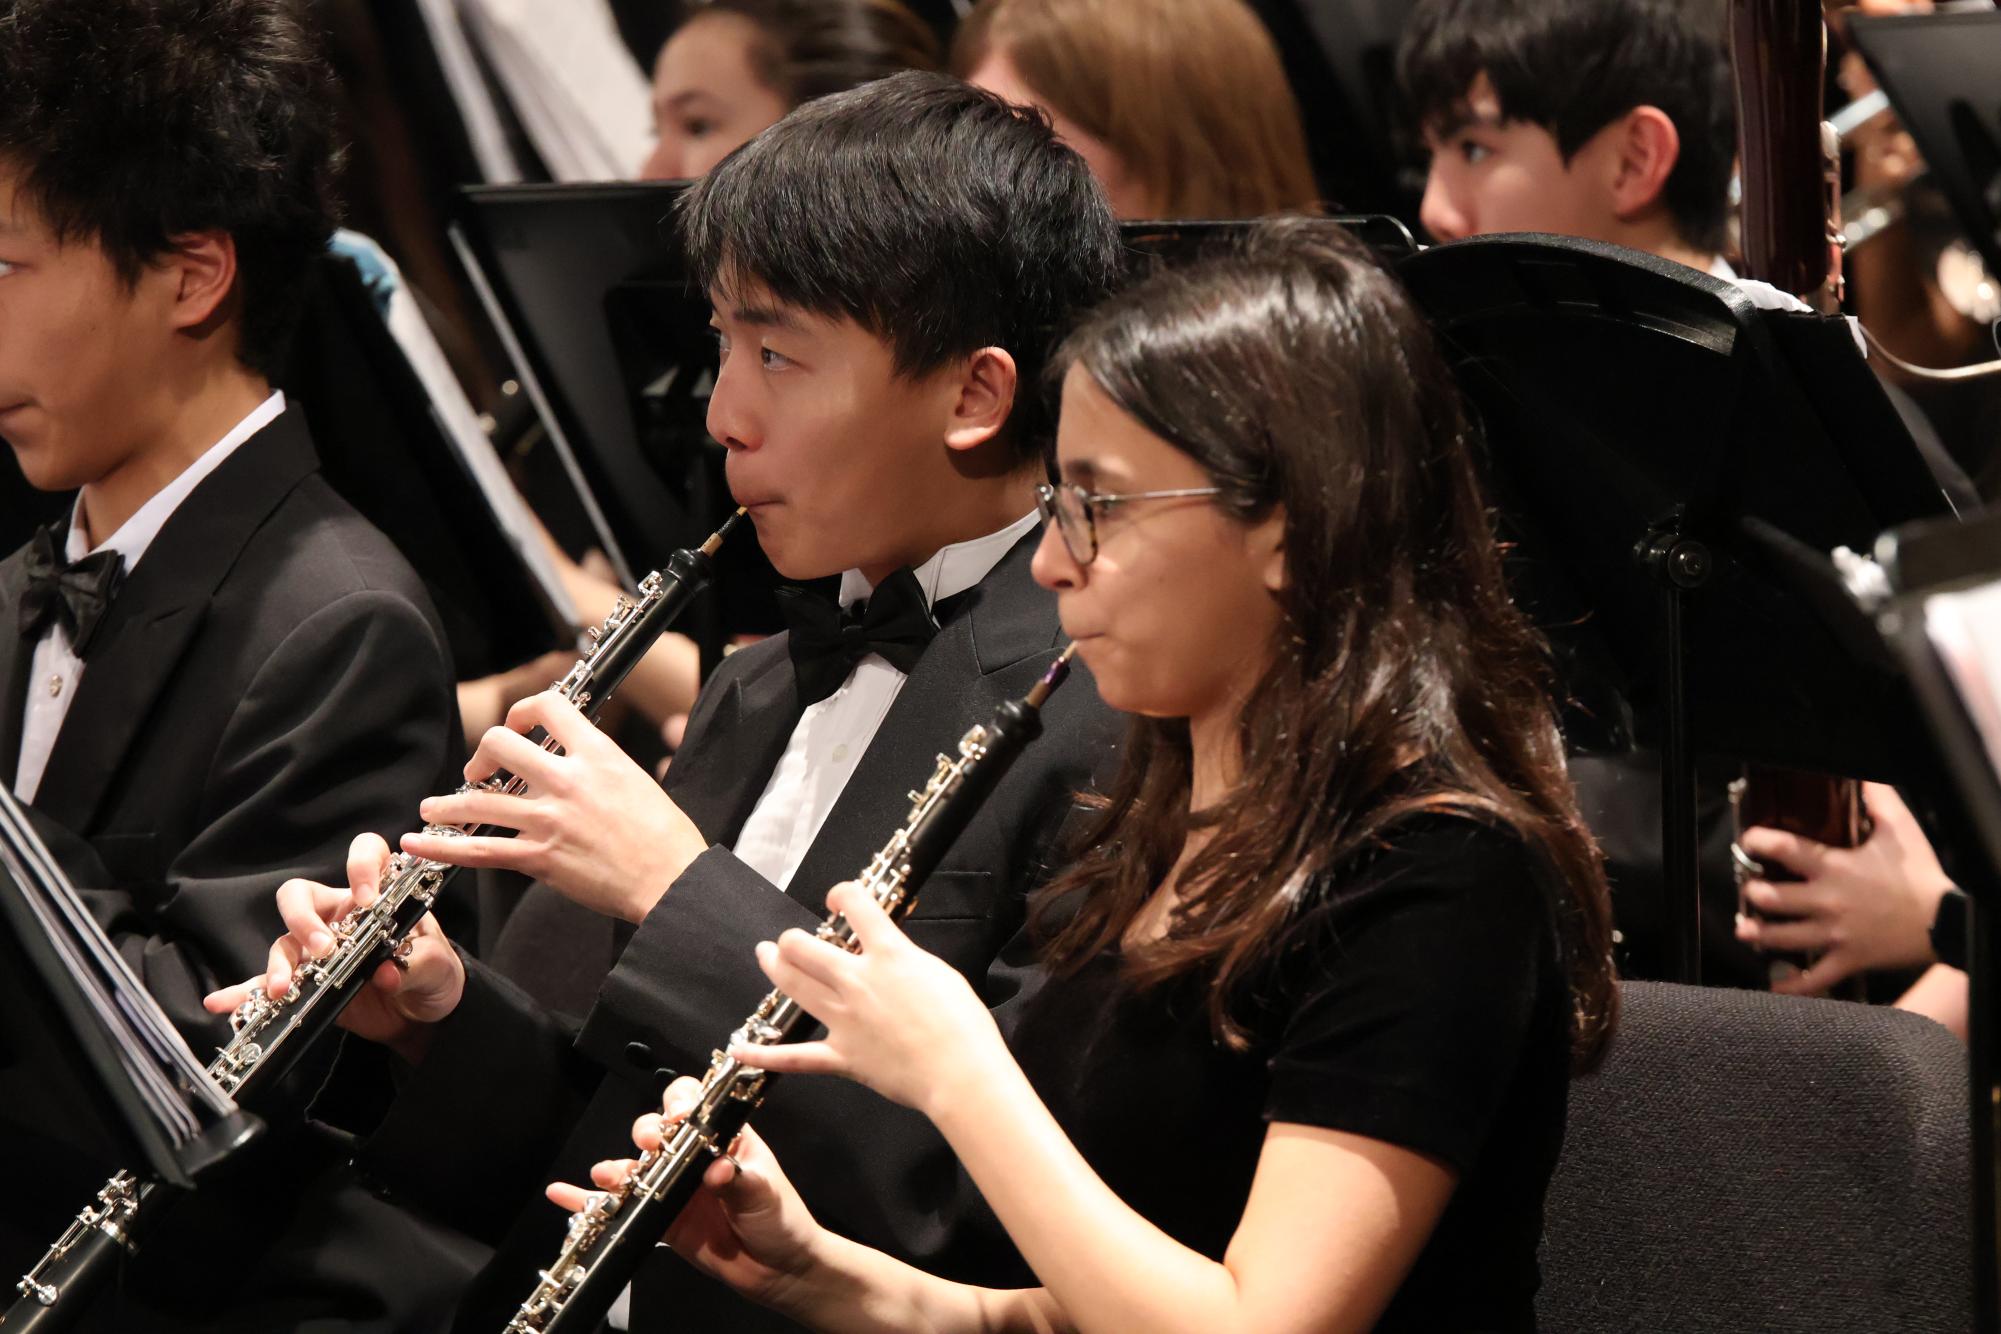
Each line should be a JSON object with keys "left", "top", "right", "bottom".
{"left": 1538, "top": 981, "right": 1971, "bottom": 1331}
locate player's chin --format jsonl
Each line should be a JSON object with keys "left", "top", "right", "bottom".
{"left": 755, "top": 519, "right": 847, "bottom": 584}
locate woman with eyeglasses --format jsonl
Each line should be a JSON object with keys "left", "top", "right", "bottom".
{"left": 555, "top": 217, "right": 1618, "bottom": 1332}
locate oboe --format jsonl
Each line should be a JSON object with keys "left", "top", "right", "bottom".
{"left": 4, "top": 513, "right": 743, "bottom": 1334}
{"left": 504, "top": 645, "right": 1079, "bottom": 1334}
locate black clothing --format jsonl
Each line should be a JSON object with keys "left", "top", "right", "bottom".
{"left": 0, "top": 410, "right": 480, "bottom": 1332}
{"left": 17, "top": 524, "right": 123, "bottom": 654}
{"left": 1569, "top": 751, "right": 1768, "bottom": 989}
{"left": 1008, "top": 816, "right": 1569, "bottom": 1331}
{"left": 777, "top": 566, "right": 939, "bottom": 704}
{"left": 315, "top": 529, "right": 1120, "bottom": 1332}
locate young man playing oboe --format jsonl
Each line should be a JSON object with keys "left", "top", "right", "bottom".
{"left": 0, "top": 0, "right": 476, "bottom": 1327}
{"left": 215, "top": 71, "right": 1125, "bottom": 1331}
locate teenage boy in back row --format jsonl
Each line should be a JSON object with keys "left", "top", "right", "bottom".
{"left": 1397, "top": 0, "right": 1972, "bottom": 1016}
{"left": 219, "top": 72, "right": 1128, "bottom": 1330}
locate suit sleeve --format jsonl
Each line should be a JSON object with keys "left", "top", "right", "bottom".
{"left": 311, "top": 954, "right": 602, "bottom": 1244}
{"left": 575, "top": 667, "right": 1109, "bottom": 1079}
{"left": 579, "top": 844, "right": 825, "bottom": 1073}
{"left": 75, "top": 588, "right": 456, "bottom": 1053}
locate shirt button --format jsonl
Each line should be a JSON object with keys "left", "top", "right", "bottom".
{"left": 832, "top": 743, "right": 850, "bottom": 763}
{"left": 47, "top": 674, "right": 63, "bottom": 698}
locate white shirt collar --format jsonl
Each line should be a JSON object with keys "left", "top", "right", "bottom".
{"left": 1709, "top": 255, "right": 1820, "bottom": 315}
{"left": 837, "top": 509, "right": 1040, "bottom": 611}
{"left": 67, "top": 391, "right": 287, "bottom": 569}
{"left": 1710, "top": 255, "right": 1865, "bottom": 353}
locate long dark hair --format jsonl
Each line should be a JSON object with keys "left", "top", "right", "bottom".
{"left": 1034, "top": 217, "right": 1617, "bottom": 1071}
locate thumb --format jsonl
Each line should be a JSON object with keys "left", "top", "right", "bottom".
{"left": 710, "top": 1152, "right": 784, "bottom": 1223}
{"left": 1773, "top": 951, "right": 1856, "bottom": 997}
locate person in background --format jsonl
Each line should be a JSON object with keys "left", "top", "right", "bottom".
{"left": 1398, "top": 0, "right": 1735, "bottom": 271}
{"left": 642, "top": 0, "right": 941, "bottom": 180}
{"left": 951, "top": 0, "right": 1320, "bottom": 218}
{"left": 1397, "top": 0, "right": 1972, "bottom": 1028}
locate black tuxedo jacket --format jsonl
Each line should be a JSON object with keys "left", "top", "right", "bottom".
{"left": 323, "top": 528, "right": 1120, "bottom": 1332}
{"left": 0, "top": 409, "right": 482, "bottom": 1332}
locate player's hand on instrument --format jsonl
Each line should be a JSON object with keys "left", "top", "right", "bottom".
{"left": 201, "top": 832, "right": 464, "bottom": 1056}
{"left": 730, "top": 882, "right": 1010, "bottom": 1119}
{"left": 1735, "top": 783, "right": 1954, "bottom": 995}
{"left": 545, "top": 1078, "right": 826, "bottom": 1311}
{"left": 401, "top": 689, "right": 709, "bottom": 925}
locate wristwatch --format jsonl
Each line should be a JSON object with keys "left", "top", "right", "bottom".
{"left": 1929, "top": 886, "right": 1970, "bottom": 972}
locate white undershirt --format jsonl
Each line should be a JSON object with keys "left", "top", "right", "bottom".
{"left": 14, "top": 391, "right": 287, "bottom": 805}
{"left": 731, "top": 510, "right": 1039, "bottom": 890}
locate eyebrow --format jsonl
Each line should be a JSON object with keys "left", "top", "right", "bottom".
{"left": 1061, "top": 458, "right": 1126, "bottom": 488}
{"left": 727, "top": 303, "right": 802, "bottom": 331}
{"left": 1424, "top": 105, "right": 1505, "bottom": 142}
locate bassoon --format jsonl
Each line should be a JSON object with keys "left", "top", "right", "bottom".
{"left": 1728, "top": 0, "right": 1868, "bottom": 983}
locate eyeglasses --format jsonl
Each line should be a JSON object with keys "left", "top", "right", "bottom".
{"left": 1034, "top": 481, "right": 1223, "bottom": 564}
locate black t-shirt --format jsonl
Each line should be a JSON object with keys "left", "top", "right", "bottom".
{"left": 1005, "top": 815, "right": 1570, "bottom": 1331}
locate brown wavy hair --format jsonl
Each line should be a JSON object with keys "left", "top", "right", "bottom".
{"left": 949, "top": 0, "right": 1319, "bottom": 219}
{"left": 1034, "top": 217, "right": 1617, "bottom": 1071}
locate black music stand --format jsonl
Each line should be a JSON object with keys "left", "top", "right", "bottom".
{"left": 451, "top": 181, "right": 770, "bottom": 664}
{"left": 1120, "top": 214, "right": 1417, "bottom": 270}
{"left": 0, "top": 250, "right": 571, "bottom": 680}
{"left": 0, "top": 788, "right": 257, "bottom": 1191}
{"left": 279, "top": 249, "right": 573, "bottom": 679}
{"left": 1850, "top": 9, "right": 2001, "bottom": 281}
{"left": 1397, "top": 233, "right": 1956, "bottom": 983}
{"left": 449, "top": 188, "right": 1429, "bottom": 661}
{"left": 1859, "top": 507, "right": 2001, "bottom": 1330}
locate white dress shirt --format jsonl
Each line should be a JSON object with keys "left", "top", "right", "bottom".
{"left": 14, "top": 391, "right": 287, "bottom": 805}
{"left": 731, "top": 510, "right": 1040, "bottom": 890}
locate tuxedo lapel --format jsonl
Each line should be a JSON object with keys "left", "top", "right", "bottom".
{"left": 0, "top": 550, "right": 33, "bottom": 791}
{"left": 784, "top": 530, "right": 1059, "bottom": 912}
{"left": 30, "top": 413, "right": 319, "bottom": 831}
{"left": 666, "top": 642, "right": 803, "bottom": 850}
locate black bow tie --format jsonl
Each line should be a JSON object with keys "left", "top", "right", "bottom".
{"left": 776, "top": 567, "right": 939, "bottom": 706}
{"left": 20, "top": 524, "right": 125, "bottom": 659}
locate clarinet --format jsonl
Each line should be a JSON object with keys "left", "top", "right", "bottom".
{"left": 504, "top": 644, "right": 1080, "bottom": 1334}
{"left": 4, "top": 512, "right": 743, "bottom": 1334}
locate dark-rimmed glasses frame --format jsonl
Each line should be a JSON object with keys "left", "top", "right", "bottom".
{"left": 1034, "top": 481, "right": 1224, "bottom": 564}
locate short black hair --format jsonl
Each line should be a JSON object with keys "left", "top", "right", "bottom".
{"left": 1398, "top": 0, "right": 1735, "bottom": 256}
{"left": 678, "top": 69, "right": 1123, "bottom": 468}
{"left": 0, "top": 0, "right": 343, "bottom": 379}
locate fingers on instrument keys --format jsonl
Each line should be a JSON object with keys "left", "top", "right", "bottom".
{"left": 346, "top": 831, "right": 394, "bottom": 909}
